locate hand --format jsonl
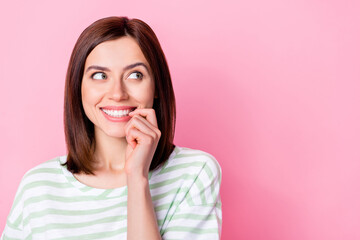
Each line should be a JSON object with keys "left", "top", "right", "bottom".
{"left": 124, "top": 108, "right": 161, "bottom": 176}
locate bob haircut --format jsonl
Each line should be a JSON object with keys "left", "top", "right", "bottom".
{"left": 64, "top": 16, "right": 176, "bottom": 174}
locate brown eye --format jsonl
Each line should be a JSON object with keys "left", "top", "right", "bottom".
{"left": 92, "top": 72, "right": 107, "bottom": 80}
{"left": 128, "top": 72, "right": 143, "bottom": 80}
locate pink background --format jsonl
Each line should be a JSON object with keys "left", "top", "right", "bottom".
{"left": 1, "top": 0, "right": 360, "bottom": 239}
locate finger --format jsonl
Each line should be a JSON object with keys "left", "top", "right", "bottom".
{"left": 126, "top": 134, "right": 137, "bottom": 149}
{"left": 129, "top": 114, "right": 161, "bottom": 137}
{"left": 125, "top": 115, "right": 159, "bottom": 141}
{"left": 129, "top": 114, "right": 153, "bottom": 129}
{"left": 126, "top": 127, "right": 139, "bottom": 149}
{"left": 126, "top": 127, "right": 154, "bottom": 147}
{"left": 129, "top": 108, "right": 158, "bottom": 128}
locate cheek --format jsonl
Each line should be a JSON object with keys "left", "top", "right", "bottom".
{"left": 81, "top": 84, "right": 103, "bottom": 120}
{"left": 129, "top": 85, "right": 155, "bottom": 107}
{"left": 81, "top": 84, "right": 102, "bottom": 105}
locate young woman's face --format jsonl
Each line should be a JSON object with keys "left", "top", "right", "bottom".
{"left": 81, "top": 36, "right": 155, "bottom": 139}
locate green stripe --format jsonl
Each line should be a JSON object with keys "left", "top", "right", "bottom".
{"left": 22, "top": 158, "right": 60, "bottom": 177}
{"left": 79, "top": 186, "right": 93, "bottom": 192}
{"left": 12, "top": 168, "right": 64, "bottom": 213}
{"left": 120, "top": 188, "right": 128, "bottom": 196}
{"left": 172, "top": 213, "right": 217, "bottom": 221}
{"left": 23, "top": 204, "right": 217, "bottom": 230}
{"left": 203, "top": 163, "right": 214, "bottom": 180}
{"left": 195, "top": 176, "right": 207, "bottom": 205}
{"left": 24, "top": 167, "right": 62, "bottom": 178}
{"left": 159, "top": 151, "right": 212, "bottom": 175}
{"left": 21, "top": 166, "right": 211, "bottom": 208}
{"left": 154, "top": 201, "right": 180, "bottom": 211}
{"left": 151, "top": 187, "right": 188, "bottom": 202}
{"left": 157, "top": 218, "right": 165, "bottom": 226}
{"left": 23, "top": 181, "right": 71, "bottom": 190}
{"left": 203, "top": 164, "right": 217, "bottom": 202}
{"left": 28, "top": 226, "right": 128, "bottom": 240}
{"left": 23, "top": 202, "right": 127, "bottom": 225}
{"left": 206, "top": 156, "right": 222, "bottom": 202}
{"left": 185, "top": 163, "right": 206, "bottom": 206}
{"left": 23, "top": 194, "right": 128, "bottom": 207}
{"left": 157, "top": 146, "right": 180, "bottom": 174}
{"left": 11, "top": 180, "right": 71, "bottom": 220}
{"left": 28, "top": 215, "right": 126, "bottom": 236}
{"left": 157, "top": 213, "right": 216, "bottom": 228}
{"left": 97, "top": 189, "right": 114, "bottom": 198}
{"left": 150, "top": 173, "right": 197, "bottom": 189}
{"left": 162, "top": 226, "right": 219, "bottom": 234}
{"left": 186, "top": 190, "right": 195, "bottom": 206}
{"left": 3, "top": 235, "right": 22, "bottom": 240}
{"left": 6, "top": 212, "right": 22, "bottom": 230}
{"left": 207, "top": 154, "right": 222, "bottom": 183}
{"left": 148, "top": 171, "right": 153, "bottom": 179}
{"left": 159, "top": 162, "right": 204, "bottom": 174}
{"left": 65, "top": 176, "right": 77, "bottom": 182}
{"left": 173, "top": 153, "right": 209, "bottom": 159}
{"left": 158, "top": 157, "right": 171, "bottom": 174}
{"left": 174, "top": 146, "right": 181, "bottom": 154}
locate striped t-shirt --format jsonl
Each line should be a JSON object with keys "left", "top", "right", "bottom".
{"left": 2, "top": 146, "right": 222, "bottom": 240}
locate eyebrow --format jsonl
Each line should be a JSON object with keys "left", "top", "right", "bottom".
{"left": 85, "top": 65, "right": 110, "bottom": 73}
{"left": 124, "top": 62, "right": 149, "bottom": 72}
{"left": 85, "top": 62, "right": 149, "bottom": 73}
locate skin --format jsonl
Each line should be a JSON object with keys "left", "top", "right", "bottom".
{"left": 78, "top": 36, "right": 161, "bottom": 240}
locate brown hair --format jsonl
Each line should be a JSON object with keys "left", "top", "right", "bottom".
{"left": 64, "top": 16, "right": 176, "bottom": 174}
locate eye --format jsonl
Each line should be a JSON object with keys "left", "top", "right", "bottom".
{"left": 128, "top": 72, "right": 143, "bottom": 80}
{"left": 91, "top": 72, "right": 107, "bottom": 80}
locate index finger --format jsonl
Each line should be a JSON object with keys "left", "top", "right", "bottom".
{"left": 129, "top": 108, "right": 158, "bottom": 128}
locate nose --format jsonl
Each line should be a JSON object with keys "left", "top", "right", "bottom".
{"left": 109, "top": 79, "right": 128, "bottom": 101}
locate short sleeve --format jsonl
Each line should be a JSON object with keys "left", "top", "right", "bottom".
{"left": 1, "top": 176, "right": 26, "bottom": 240}
{"left": 161, "top": 154, "right": 222, "bottom": 240}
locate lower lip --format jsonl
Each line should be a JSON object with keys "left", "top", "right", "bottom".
{"left": 101, "top": 110, "right": 131, "bottom": 122}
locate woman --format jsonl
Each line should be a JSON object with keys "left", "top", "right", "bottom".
{"left": 2, "top": 17, "right": 222, "bottom": 240}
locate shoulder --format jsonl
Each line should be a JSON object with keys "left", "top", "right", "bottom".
{"left": 166, "top": 146, "right": 221, "bottom": 178}
{"left": 151, "top": 146, "right": 221, "bottom": 186}
{"left": 150, "top": 147, "right": 221, "bottom": 206}
{"left": 5, "top": 156, "right": 66, "bottom": 227}
{"left": 152, "top": 147, "right": 222, "bottom": 207}
{"left": 21, "top": 156, "right": 65, "bottom": 184}
{"left": 14, "top": 156, "right": 68, "bottom": 204}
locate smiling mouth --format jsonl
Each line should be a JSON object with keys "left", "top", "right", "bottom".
{"left": 100, "top": 107, "right": 136, "bottom": 118}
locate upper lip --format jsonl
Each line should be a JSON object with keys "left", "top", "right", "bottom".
{"left": 100, "top": 106, "right": 137, "bottom": 110}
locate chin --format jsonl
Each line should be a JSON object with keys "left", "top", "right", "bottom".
{"left": 98, "top": 126, "right": 126, "bottom": 139}
{"left": 94, "top": 125, "right": 127, "bottom": 139}
{"left": 106, "top": 131, "right": 126, "bottom": 139}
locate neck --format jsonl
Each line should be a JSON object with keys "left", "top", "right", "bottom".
{"left": 93, "top": 129, "right": 128, "bottom": 172}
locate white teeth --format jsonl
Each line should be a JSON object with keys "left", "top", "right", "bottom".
{"left": 102, "top": 108, "right": 132, "bottom": 118}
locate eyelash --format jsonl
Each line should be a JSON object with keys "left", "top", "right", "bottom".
{"left": 128, "top": 71, "right": 143, "bottom": 80}
{"left": 91, "top": 72, "right": 107, "bottom": 80}
{"left": 90, "top": 71, "right": 144, "bottom": 80}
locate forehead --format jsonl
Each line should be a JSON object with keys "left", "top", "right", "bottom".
{"left": 84, "top": 36, "right": 149, "bottom": 68}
